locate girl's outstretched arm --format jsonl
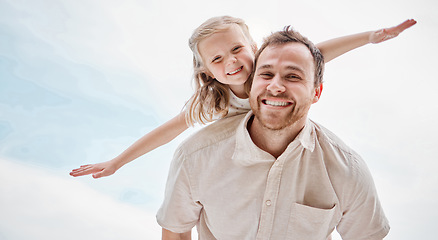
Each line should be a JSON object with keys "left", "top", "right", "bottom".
{"left": 317, "top": 19, "right": 416, "bottom": 63}
{"left": 70, "top": 111, "right": 189, "bottom": 178}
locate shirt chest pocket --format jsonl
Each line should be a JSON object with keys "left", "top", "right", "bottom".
{"left": 286, "top": 203, "right": 336, "bottom": 240}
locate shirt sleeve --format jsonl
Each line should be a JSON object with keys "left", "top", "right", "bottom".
{"left": 156, "top": 146, "right": 202, "bottom": 233}
{"left": 336, "top": 154, "right": 390, "bottom": 240}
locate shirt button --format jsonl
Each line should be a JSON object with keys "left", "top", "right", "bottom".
{"left": 266, "top": 200, "right": 272, "bottom": 206}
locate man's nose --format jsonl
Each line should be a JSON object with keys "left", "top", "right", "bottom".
{"left": 266, "top": 75, "right": 286, "bottom": 95}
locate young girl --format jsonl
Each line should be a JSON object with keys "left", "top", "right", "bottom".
{"left": 70, "top": 16, "right": 416, "bottom": 179}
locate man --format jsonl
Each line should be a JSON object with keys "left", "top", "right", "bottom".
{"left": 157, "top": 27, "right": 389, "bottom": 240}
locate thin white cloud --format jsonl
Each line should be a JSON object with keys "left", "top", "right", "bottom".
{"left": 0, "top": 159, "right": 161, "bottom": 240}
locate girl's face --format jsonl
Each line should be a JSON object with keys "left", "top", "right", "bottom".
{"left": 198, "top": 25, "right": 255, "bottom": 90}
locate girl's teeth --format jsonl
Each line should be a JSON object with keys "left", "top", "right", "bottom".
{"left": 228, "top": 66, "right": 242, "bottom": 75}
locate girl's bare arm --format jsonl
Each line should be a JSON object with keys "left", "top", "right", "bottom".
{"left": 70, "top": 111, "right": 188, "bottom": 178}
{"left": 317, "top": 19, "right": 416, "bottom": 63}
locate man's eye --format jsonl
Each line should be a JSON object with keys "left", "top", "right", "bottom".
{"left": 286, "top": 74, "right": 301, "bottom": 81}
{"left": 259, "top": 73, "right": 273, "bottom": 79}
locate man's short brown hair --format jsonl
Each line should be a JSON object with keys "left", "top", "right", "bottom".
{"left": 246, "top": 26, "right": 324, "bottom": 93}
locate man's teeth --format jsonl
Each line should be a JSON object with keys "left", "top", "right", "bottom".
{"left": 227, "top": 67, "right": 242, "bottom": 75}
{"left": 264, "top": 100, "right": 289, "bottom": 106}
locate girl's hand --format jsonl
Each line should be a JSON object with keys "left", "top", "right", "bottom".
{"left": 70, "top": 160, "right": 119, "bottom": 179}
{"left": 370, "top": 19, "right": 417, "bottom": 44}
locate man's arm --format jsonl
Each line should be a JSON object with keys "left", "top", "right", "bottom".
{"left": 336, "top": 153, "right": 390, "bottom": 239}
{"left": 157, "top": 146, "right": 201, "bottom": 238}
{"left": 162, "top": 228, "right": 192, "bottom": 240}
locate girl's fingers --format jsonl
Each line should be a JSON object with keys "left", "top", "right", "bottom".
{"left": 70, "top": 166, "right": 92, "bottom": 174}
{"left": 70, "top": 165, "right": 100, "bottom": 176}
{"left": 371, "top": 19, "right": 416, "bottom": 44}
{"left": 92, "top": 172, "right": 103, "bottom": 178}
{"left": 390, "top": 19, "right": 417, "bottom": 35}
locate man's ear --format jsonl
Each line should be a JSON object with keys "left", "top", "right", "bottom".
{"left": 313, "top": 83, "right": 323, "bottom": 103}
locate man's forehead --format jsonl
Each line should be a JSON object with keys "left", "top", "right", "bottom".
{"left": 256, "top": 43, "right": 314, "bottom": 70}
{"left": 257, "top": 64, "right": 305, "bottom": 74}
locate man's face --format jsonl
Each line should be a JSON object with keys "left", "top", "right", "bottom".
{"left": 249, "top": 42, "right": 322, "bottom": 130}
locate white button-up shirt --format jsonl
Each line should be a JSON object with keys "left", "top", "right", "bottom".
{"left": 157, "top": 112, "right": 389, "bottom": 240}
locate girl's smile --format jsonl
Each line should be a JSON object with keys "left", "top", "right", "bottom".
{"left": 227, "top": 66, "right": 243, "bottom": 75}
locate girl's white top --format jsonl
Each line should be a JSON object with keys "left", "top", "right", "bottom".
{"left": 215, "top": 89, "right": 251, "bottom": 120}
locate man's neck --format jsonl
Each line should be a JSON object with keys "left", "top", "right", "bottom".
{"left": 247, "top": 116, "right": 307, "bottom": 159}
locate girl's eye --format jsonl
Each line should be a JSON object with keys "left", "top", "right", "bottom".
{"left": 212, "top": 56, "right": 222, "bottom": 63}
{"left": 232, "top": 46, "right": 242, "bottom": 52}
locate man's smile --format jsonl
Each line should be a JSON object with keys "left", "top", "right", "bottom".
{"left": 261, "top": 98, "right": 293, "bottom": 107}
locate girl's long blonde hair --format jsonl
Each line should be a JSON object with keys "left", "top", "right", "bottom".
{"left": 185, "top": 16, "right": 256, "bottom": 126}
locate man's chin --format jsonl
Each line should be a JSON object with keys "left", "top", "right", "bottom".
{"left": 256, "top": 114, "right": 295, "bottom": 131}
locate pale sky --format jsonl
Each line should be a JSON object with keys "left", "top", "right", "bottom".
{"left": 1, "top": 0, "right": 437, "bottom": 239}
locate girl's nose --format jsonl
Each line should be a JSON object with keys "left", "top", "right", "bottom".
{"left": 227, "top": 56, "right": 237, "bottom": 65}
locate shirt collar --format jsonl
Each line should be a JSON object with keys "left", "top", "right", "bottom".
{"left": 295, "top": 118, "right": 316, "bottom": 152}
{"left": 233, "top": 112, "right": 316, "bottom": 165}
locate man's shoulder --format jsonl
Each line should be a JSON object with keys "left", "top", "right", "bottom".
{"left": 179, "top": 113, "right": 246, "bottom": 155}
{"left": 311, "top": 120, "right": 376, "bottom": 190}
{"left": 311, "top": 120, "right": 355, "bottom": 154}
{"left": 310, "top": 121, "right": 389, "bottom": 239}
